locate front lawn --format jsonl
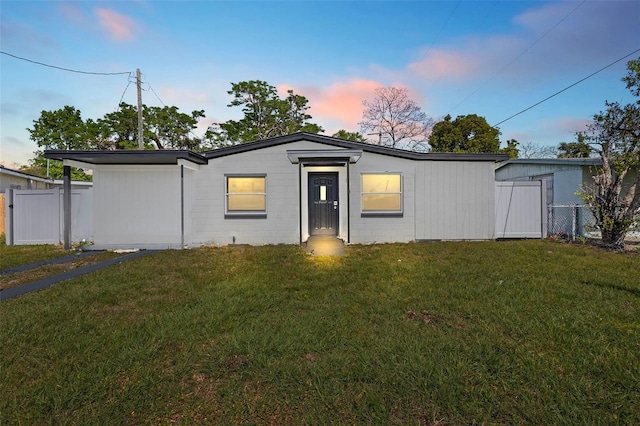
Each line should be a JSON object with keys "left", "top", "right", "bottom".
{"left": 1, "top": 241, "right": 638, "bottom": 424}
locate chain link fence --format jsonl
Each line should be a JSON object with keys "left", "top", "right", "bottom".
{"left": 547, "top": 204, "right": 640, "bottom": 242}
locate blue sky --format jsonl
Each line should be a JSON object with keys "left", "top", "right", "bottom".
{"left": 1, "top": 0, "right": 639, "bottom": 167}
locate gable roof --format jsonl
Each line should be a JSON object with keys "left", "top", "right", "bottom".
{"left": 204, "top": 132, "right": 509, "bottom": 162}
{"left": 45, "top": 132, "right": 509, "bottom": 165}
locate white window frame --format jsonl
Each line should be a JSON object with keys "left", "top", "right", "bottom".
{"left": 361, "top": 172, "right": 403, "bottom": 217}
{"left": 225, "top": 174, "right": 267, "bottom": 219}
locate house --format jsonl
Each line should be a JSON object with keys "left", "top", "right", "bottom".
{"left": 0, "top": 166, "right": 54, "bottom": 193}
{"left": 0, "top": 165, "right": 93, "bottom": 193}
{"left": 45, "top": 132, "right": 508, "bottom": 249}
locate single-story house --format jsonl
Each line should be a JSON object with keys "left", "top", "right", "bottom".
{"left": 45, "top": 132, "right": 508, "bottom": 249}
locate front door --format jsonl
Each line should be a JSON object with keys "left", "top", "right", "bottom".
{"left": 308, "top": 173, "right": 339, "bottom": 236}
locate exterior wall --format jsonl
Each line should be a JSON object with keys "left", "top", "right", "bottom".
{"left": 0, "top": 172, "right": 51, "bottom": 193}
{"left": 348, "top": 153, "right": 417, "bottom": 243}
{"left": 86, "top": 140, "right": 501, "bottom": 248}
{"left": 416, "top": 161, "right": 496, "bottom": 240}
{"left": 190, "top": 142, "right": 318, "bottom": 246}
{"left": 190, "top": 141, "right": 499, "bottom": 246}
{"left": 496, "top": 163, "right": 590, "bottom": 205}
{"left": 554, "top": 169, "right": 584, "bottom": 205}
{"left": 93, "top": 165, "right": 182, "bottom": 248}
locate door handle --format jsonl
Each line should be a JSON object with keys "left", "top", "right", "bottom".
{"left": 333, "top": 200, "right": 338, "bottom": 209}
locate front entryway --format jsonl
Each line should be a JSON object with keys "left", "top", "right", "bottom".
{"left": 308, "top": 173, "right": 339, "bottom": 236}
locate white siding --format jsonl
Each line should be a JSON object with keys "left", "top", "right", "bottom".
{"left": 190, "top": 143, "right": 322, "bottom": 245}
{"left": 349, "top": 153, "right": 416, "bottom": 243}
{"left": 87, "top": 140, "right": 501, "bottom": 247}
{"left": 415, "top": 161, "right": 495, "bottom": 240}
{"left": 93, "top": 165, "right": 181, "bottom": 248}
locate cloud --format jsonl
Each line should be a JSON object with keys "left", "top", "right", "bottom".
{"left": 550, "top": 117, "right": 591, "bottom": 135}
{"left": 95, "top": 8, "right": 140, "bottom": 41}
{"left": 0, "top": 22, "right": 57, "bottom": 52}
{"left": 160, "top": 86, "right": 215, "bottom": 108}
{"left": 279, "top": 79, "right": 383, "bottom": 133}
{"left": 403, "top": 1, "right": 640, "bottom": 86}
{"left": 59, "top": 2, "right": 85, "bottom": 25}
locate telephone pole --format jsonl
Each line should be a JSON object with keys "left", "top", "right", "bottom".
{"left": 137, "top": 68, "right": 143, "bottom": 150}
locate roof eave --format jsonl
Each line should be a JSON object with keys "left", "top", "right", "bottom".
{"left": 44, "top": 150, "right": 208, "bottom": 166}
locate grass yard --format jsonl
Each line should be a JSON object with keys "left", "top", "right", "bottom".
{"left": 1, "top": 240, "right": 639, "bottom": 424}
{"left": 0, "top": 234, "right": 70, "bottom": 271}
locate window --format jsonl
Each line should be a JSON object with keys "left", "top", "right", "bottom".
{"left": 361, "top": 173, "right": 402, "bottom": 216}
{"left": 226, "top": 175, "right": 266, "bottom": 218}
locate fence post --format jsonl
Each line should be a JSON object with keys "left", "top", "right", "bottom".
{"left": 63, "top": 166, "right": 71, "bottom": 250}
{"left": 6, "top": 189, "right": 14, "bottom": 245}
{"left": 572, "top": 206, "right": 578, "bottom": 241}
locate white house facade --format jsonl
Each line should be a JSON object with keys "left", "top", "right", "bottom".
{"left": 46, "top": 133, "right": 508, "bottom": 249}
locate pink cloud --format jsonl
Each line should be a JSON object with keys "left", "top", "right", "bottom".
{"left": 407, "top": 49, "right": 480, "bottom": 81}
{"left": 95, "top": 8, "right": 139, "bottom": 41}
{"left": 552, "top": 117, "right": 591, "bottom": 135}
{"left": 279, "top": 79, "right": 383, "bottom": 132}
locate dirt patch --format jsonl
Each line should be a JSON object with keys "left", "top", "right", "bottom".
{"left": 406, "top": 309, "right": 438, "bottom": 324}
{"left": 0, "top": 251, "right": 125, "bottom": 291}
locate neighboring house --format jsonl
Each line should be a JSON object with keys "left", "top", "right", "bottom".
{"left": 495, "top": 158, "right": 602, "bottom": 207}
{"left": 0, "top": 166, "right": 93, "bottom": 192}
{"left": 1, "top": 166, "right": 93, "bottom": 238}
{"left": 0, "top": 166, "right": 54, "bottom": 193}
{"left": 45, "top": 132, "right": 508, "bottom": 249}
{"left": 495, "top": 158, "right": 638, "bottom": 238}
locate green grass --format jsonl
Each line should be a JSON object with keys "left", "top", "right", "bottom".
{"left": 1, "top": 241, "right": 639, "bottom": 424}
{"left": 0, "top": 234, "right": 69, "bottom": 271}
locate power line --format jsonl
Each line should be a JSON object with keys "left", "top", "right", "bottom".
{"left": 148, "top": 84, "right": 167, "bottom": 108}
{"left": 492, "top": 47, "right": 640, "bottom": 127}
{"left": 402, "top": 1, "right": 461, "bottom": 88}
{"left": 1, "top": 51, "right": 131, "bottom": 76}
{"left": 447, "top": 0, "right": 586, "bottom": 115}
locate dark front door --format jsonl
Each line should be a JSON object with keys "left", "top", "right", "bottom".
{"left": 308, "top": 173, "right": 339, "bottom": 236}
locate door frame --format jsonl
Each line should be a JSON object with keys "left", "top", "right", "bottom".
{"left": 308, "top": 172, "right": 339, "bottom": 236}
{"left": 299, "top": 165, "right": 348, "bottom": 244}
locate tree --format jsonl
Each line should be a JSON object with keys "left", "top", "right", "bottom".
{"left": 500, "top": 139, "right": 519, "bottom": 159}
{"left": 428, "top": 114, "right": 501, "bottom": 153}
{"left": 100, "top": 103, "right": 204, "bottom": 150}
{"left": 578, "top": 57, "right": 640, "bottom": 248}
{"left": 27, "top": 105, "right": 92, "bottom": 151}
{"left": 208, "top": 80, "right": 323, "bottom": 146}
{"left": 26, "top": 106, "right": 93, "bottom": 180}
{"left": 518, "top": 141, "right": 558, "bottom": 159}
{"left": 359, "top": 87, "right": 434, "bottom": 151}
{"left": 557, "top": 133, "right": 592, "bottom": 158}
{"left": 332, "top": 129, "right": 367, "bottom": 142}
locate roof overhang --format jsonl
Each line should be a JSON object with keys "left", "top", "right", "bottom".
{"left": 44, "top": 150, "right": 208, "bottom": 166}
{"left": 495, "top": 158, "right": 602, "bottom": 169}
{"left": 287, "top": 149, "right": 362, "bottom": 164}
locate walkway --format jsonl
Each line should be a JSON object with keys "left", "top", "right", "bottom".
{"left": 305, "top": 236, "right": 347, "bottom": 256}
{"left": 0, "top": 250, "right": 156, "bottom": 301}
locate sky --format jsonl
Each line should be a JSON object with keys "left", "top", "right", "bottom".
{"left": 1, "top": 0, "right": 639, "bottom": 167}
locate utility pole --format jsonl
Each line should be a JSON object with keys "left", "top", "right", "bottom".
{"left": 137, "top": 68, "right": 143, "bottom": 150}
{"left": 367, "top": 132, "right": 382, "bottom": 144}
